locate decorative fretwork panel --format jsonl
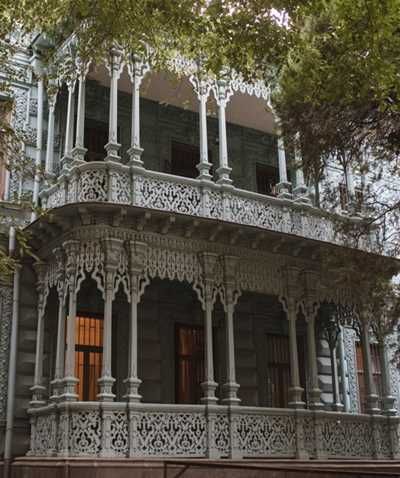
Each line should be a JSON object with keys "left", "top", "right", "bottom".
{"left": 321, "top": 417, "right": 373, "bottom": 458}
{"left": 138, "top": 177, "right": 202, "bottom": 216}
{"left": 234, "top": 413, "right": 296, "bottom": 457}
{"left": 110, "top": 411, "right": 129, "bottom": 456}
{"left": 136, "top": 411, "right": 207, "bottom": 456}
{"left": 33, "top": 414, "right": 57, "bottom": 456}
{"left": 69, "top": 411, "right": 101, "bottom": 455}
{"left": 213, "top": 413, "right": 230, "bottom": 455}
{"left": 79, "top": 169, "right": 108, "bottom": 202}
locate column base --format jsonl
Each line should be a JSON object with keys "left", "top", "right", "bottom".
{"left": 60, "top": 154, "right": 74, "bottom": 171}
{"left": 97, "top": 375, "right": 116, "bottom": 401}
{"left": 216, "top": 166, "right": 232, "bottom": 185}
{"left": 288, "top": 386, "right": 305, "bottom": 409}
{"left": 366, "top": 393, "right": 381, "bottom": 414}
{"left": 197, "top": 161, "right": 213, "bottom": 181}
{"left": 71, "top": 146, "right": 87, "bottom": 163}
{"left": 332, "top": 402, "right": 345, "bottom": 412}
{"left": 309, "top": 388, "right": 324, "bottom": 410}
{"left": 123, "top": 377, "right": 142, "bottom": 403}
{"left": 105, "top": 141, "right": 121, "bottom": 162}
{"left": 44, "top": 172, "right": 56, "bottom": 188}
{"left": 293, "top": 185, "right": 311, "bottom": 204}
{"left": 60, "top": 376, "right": 79, "bottom": 401}
{"left": 29, "top": 384, "right": 47, "bottom": 407}
{"left": 382, "top": 395, "right": 397, "bottom": 416}
{"left": 49, "top": 378, "right": 63, "bottom": 402}
{"left": 276, "top": 181, "right": 292, "bottom": 199}
{"left": 127, "top": 146, "right": 144, "bottom": 168}
{"left": 221, "top": 381, "right": 241, "bottom": 405}
{"left": 201, "top": 380, "right": 219, "bottom": 405}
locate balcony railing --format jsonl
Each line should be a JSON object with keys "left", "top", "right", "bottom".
{"left": 40, "top": 161, "right": 376, "bottom": 250}
{"left": 28, "top": 402, "right": 398, "bottom": 459}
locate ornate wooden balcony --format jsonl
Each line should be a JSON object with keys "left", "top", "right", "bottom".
{"left": 40, "top": 161, "right": 376, "bottom": 251}
{"left": 28, "top": 401, "right": 399, "bottom": 459}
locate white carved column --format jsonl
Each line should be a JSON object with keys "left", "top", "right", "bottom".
{"left": 127, "top": 56, "right": 149, "bottom": 168}
{"left": 200, "top": 253, "right": 219, "bottom": 404}
{"left": 379, "top": 337, "right": 396, "bottom": 415}
{"left": 61, "top": 240, "right": 80, "bottom": 401}
{"left": 124, "top": 240, "right": 147, "bottom": 402}
{"left": 222, "top": 256, "right": 240, "bottom": 405}
{"left": 276, "top": 133, "right": 292, "bottom": 199}
{"left": 303, "top": 272, "right": 323, "bottom": 409}
{"left": 105, "top": 48, "right": 124, "bottom": 162}
{"left": 306, "top": 313, "right": 323, "bottom": 409}
{"left": 360, "top": 319, "right": 380, "bottom": 413}
{"left": 338, "top": 326, "right": 351, "bottom": 412}
{"left": 213, "top": 78, "right": 234, "bottom": 185}
{"left": 71, "top": 60, "right": 90, "bottom": 163}
{"left": 286, "top": 299, "right": 305, "bottom": 408}
{"left": 331, "top": 342, "right": 343, "bottom": 411}
{"left": 32, "top": 72, "right": 45, "bottom": 220}
{"left": 293, "top": 134, "right": 310, "bottom": 204}
{"left": 50, "top": 247, "right": 66, "bottom": 400}
{"left": 61, "top": 79, "right": 76, "bottom": 171}
{"left": 98, "top": 238, "right": 123, "bottom": 401}
{"left": 190, "top": 74, "right": 213, "bottom": 180}
{"left": 44, "top": 82, "right": 58, "bottom": 178}
{"left": 30, "top": 262, "right": 48, "bottom": 407}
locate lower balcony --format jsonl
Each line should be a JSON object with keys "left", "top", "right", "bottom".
{"left": 39, "top": 161, "right": 374, "bottom": 251}
{"left": 28, "top": 402, "right": 399, "bottom": 460}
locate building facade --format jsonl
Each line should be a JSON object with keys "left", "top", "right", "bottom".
{"left": 0, "top": 34, "right": 400, "bottom": 467}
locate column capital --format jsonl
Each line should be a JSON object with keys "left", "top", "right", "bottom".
{"left": 213, "top": 77, "right": 234, "bottom": 107}
{"left": 190, "top": 74, "right": 213, "bottom": 101}
{"left": 127, "top": 54, "right": 150, "bottom": 84}
{"left": 105, "top": 47, "right": 124, "bottom": 79}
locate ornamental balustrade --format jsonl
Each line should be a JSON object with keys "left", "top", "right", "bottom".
{"left": 28, "top": 402, "right": 400, "bottom": 459}
{"left": 40, "top": 161, "right": 375, "bottom": 251}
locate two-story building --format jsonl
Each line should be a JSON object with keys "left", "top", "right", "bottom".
{"left": 0, "top": 32, "right": 400, "bottom": 477}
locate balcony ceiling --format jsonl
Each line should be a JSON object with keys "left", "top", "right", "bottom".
{"left": 88, "top": 65, "right": 275, "bottom": 135}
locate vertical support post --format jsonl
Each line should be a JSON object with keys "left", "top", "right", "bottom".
{"left": 276, "top": 134, "right": 292, "bottom": 199}
{"left": 105, "top": 48, "right": 123, "bottom": 162}
{"left": 214, "top": 78, "right": 233, "bottom": 185}
{"left": 32, "top": 75, "right": 44, "bottom": 220}
{"left": 338, "top": 326, "right": 351, "bottom": 412}
{"left": 293, "top": 134, "right": 310, "bottom": 204}
{"left": 61, "top": 80, "right": 76, "bottom": 170}
{"left": 305, "top": 314, "right": 323, "bottom": 409}
{"left": 379, "top": 337, "right": 396, "bottom": 415}
{"left": 72, "top": 62, "right": 89, "bottom": 163}
{"left": 61, "top": 240, "right": 80, "bottom": 401}
{"left": 330, "top": 343, "right": 344, "bottom": 411}
{"left": 221, "top": 256, "right": 240, "bottom": 406}
{"left": 98, "top": 238, "right": 123, "bottom": 401}
{"left": 286, "top": 299, "right": 305, "bottom": 408}
{"left": 361, "top": 319, "right": 380, "bottom": 414}
{"left": 124, "top": 241, "right": 147, "bottom": 402}
{"left": 4, "top": 262, "right": 21, "bottom": 474}
{"left": 200, "top": 252, "right": 219, "bottom": 405}
{"left": 44, "top": 87, "right": 58, "bottom": 178}
{"left": 30, "top": 262, "right": 48, "bottom": 407}
{"left": 127, "top": 56, "right": 149, "bottom": 168}
{"left": 190, "top": 74, "right": 212, "bottom": 180}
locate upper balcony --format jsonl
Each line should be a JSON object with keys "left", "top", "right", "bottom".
{"left": 28, "top": 42, "right": 376, "bottom": 251}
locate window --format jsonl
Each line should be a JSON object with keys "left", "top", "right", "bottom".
{"left": 75, "top": 315, "right": 103, "bottom": 401}
{"left": 170, "top": 141, "right": 200, "bottom": 178}
{"left": 356, "top": 342, "right": 382, "bottom": 413}
{"left": 175, "top": 324, "right": 204, "bottom": 404}
{"left": 84, "top": 120, "right": 109, "bottom": 162}
{"left": 266, "top": 334, "right": 307, "bottom": 408}
{"left": 256, "top": 164, "right": 279, "bottom": 196}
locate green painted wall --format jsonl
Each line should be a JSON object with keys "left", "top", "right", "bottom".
{"left": 82, "top": 80, "right": 278, "bottom": 193}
